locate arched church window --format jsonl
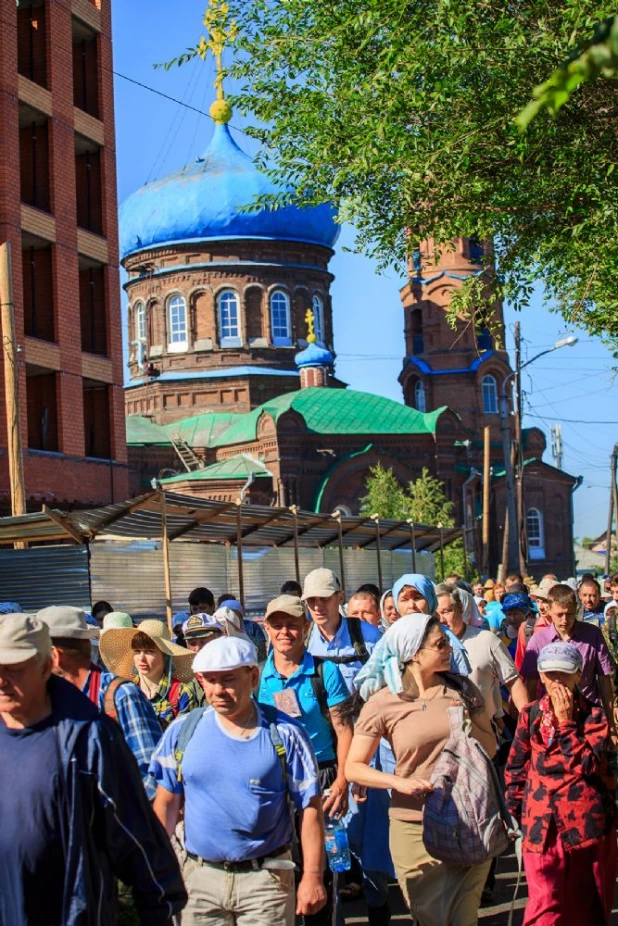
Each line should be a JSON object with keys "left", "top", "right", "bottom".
{"left": 411, "top": 309, "right": 424, "bottom": 354}
{"left": 270, "top": 290, "right": 292, "bottom": 345}
{"left": 218, "top": 290, "right": 241, "bottom": 347}
{"left": 134, "top": 302, "right": 146, "bottom": 342}
{"left": 414, "top": 380, "right": 427, "bottom": 413}
{"left": 481, "top": 374, "right": 498, "bottom": 414}
{"left": 312, "top": 294, "right": 325, "bottom": 343}
{"left": 527, "top": 508, "right": 545, "bottom": 559}
{"left": 167, "top": 294, "right": 187, "bottom": 351}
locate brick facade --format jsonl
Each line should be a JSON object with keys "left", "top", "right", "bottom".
{"left": 0, "top": 0, "right": 127, "bottom": 511}
{"left": 122, "top": 239, "right": 337, "bottom": 422}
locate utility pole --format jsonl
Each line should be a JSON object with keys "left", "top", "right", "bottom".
{"left": 0, "top": 241, "right": 27, "bottom": 523}
{"left": 604, "top": 447, "right": 616, "bottom": 576}
{"left": 500, "top": 331, "right": 578, "bottom": 576}
{"left": 482, "top": 425, "right": 490, "bottom": 575}
{"left": 607, "top": 444, "right": 618, "bottom": 572}
{"left": 499, "top": 375, "right": 519, "bottom": 573}
{"left": 551, "top": 424, "right": 563, "bottom": 470}
{"left": 514, "top": 322, "right": 526, "bottom": 575}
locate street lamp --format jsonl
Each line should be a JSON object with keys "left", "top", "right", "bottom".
{"left": 499, "top": 330, "right": 578, "bottom": 574}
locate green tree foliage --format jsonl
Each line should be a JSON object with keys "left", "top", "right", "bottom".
{"left": 518, "top": 15, "right": 618, "bottom": 127}
{"left": 191, "top": 0, "right": 618, "bottom": 343}
{"left": 361, "top": 464, "right": 466, "bottom": 580}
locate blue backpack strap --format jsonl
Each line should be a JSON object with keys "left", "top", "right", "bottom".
{"left": 173, "top": 707, "right": 206, "bottom": 783}
{"left": 260, "top": 703, "right": 287, "bottom": 785}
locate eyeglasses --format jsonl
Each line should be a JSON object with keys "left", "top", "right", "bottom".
{"left": 421, "top": 639, "right": 452, "bottom": 653}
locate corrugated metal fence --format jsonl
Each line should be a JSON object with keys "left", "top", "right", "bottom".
{"left": 0, "top": 545, "right": 91, "bottom": 611}
{"left": 0, "top": 542, "right": 434, "bottom": 618}
{"left": 89, "top": 543, "right": 435, "bottom": 620}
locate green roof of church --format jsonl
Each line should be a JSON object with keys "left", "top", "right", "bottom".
{"left": 210, "top": 388, "right": 446, "bottom": 448}
{"left": 166, "top": 413, "right": 239, "bottom": 448}
{"left": 160, "top": 454, "right": 271, "bottom": 484}
{"left": 125, "top": 416, "right": 170, "bottom": 445}
{"left": 127, "top": 388, "right": 445, "bottom": 451}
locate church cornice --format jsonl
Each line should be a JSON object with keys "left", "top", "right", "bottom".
{"left": 123, "top": 259, "right": 335, "bottom": 292}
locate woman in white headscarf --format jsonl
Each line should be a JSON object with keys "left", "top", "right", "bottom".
{"left": 345, "top": 615, "right": 495, "bottom": 926}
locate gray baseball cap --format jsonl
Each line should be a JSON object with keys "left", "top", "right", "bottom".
{"left": 0, "top": 614, "right": 51, "bottom": 664}
{"left": 302, "top": 568, "right": 341, "bottom": 600}
{"left": 37, "top": 606, "right": 99, "bottom": 640}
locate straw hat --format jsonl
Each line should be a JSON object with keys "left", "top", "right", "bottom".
{"left": 99, "top": 619, "right": 194, "bottom": 683}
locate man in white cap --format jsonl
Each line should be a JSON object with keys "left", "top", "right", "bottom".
{"left": 303, "top": 568, "right": 382, "bottom": 693}
{"left": 38, "top": 605, "right": 162, "bottom": 799}
{"left": 0, "top": 613, "right": 186, "bottom": 924}
{"left": 151, "top": 635, "right": 326, "bottom": 925}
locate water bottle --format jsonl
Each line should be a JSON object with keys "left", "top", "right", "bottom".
{"left": 323, "top": 791, "right": 351, "bottom": 872}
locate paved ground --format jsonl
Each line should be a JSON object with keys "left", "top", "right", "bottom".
{"left": 342, "top": 846, "right": 618, "bottom": 924}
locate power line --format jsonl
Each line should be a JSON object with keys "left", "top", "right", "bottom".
{"left": 526, "top": 412, "right": 618, "bottom": 425}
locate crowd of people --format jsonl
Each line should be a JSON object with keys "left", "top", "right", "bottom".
{"left": 1, "top": 566, "right": 617, "bottom": 925}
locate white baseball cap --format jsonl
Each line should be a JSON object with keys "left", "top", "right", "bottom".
{"left": 192, "top": 635, "right": 258, "bottom": 674}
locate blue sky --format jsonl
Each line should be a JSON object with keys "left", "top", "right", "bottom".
{"left": 112, "top": 1, "right": 617, "bottom": 540}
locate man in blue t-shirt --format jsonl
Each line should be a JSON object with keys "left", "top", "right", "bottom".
{"left": 151, "top": 635, "right": 326, "bottom": 926}
{"left": 304, "top": 568, "right": 382, "bottom": 693}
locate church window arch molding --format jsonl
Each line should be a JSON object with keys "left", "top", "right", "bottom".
{"left": 481, "top": 373, "right": 499, "bottom": 414}
{"left": 216, "top": 288, "right": 242, "bottom": 347}
{"left": 166, "top": 292, "right": 188, "bottom": 352}
{"left": 311, "top": 293, "right": 325, "bottom": 344}
{"left": 269, "top": 288, "right": 292, "bottom": 346}
{"left": 526, "top": 507, "right": 545, "bottom": 559}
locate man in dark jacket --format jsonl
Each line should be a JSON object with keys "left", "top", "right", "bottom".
{"left": 0, "top": 613, "right": 186, "bottom": 925}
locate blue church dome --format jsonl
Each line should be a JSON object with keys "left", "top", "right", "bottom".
{"left": 295, "top": 341, "right": 333, "bottom": 369}
{"left": 119, "top": 123, "right": 340, "bottom": 259}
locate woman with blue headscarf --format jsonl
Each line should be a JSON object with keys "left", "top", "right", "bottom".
{"left": 346, "top": 614, "right": 495, "bottom": 926}
{"left": 392, "top": 574, "right": 472, "bottom": 675}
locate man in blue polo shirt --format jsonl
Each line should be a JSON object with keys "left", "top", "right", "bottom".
{"left": 260, "top": 595, "right": 353, "bottom": 926}
{"left": 304, "top": 569, "right": 382, "bottom": 693}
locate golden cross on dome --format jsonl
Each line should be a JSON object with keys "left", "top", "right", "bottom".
{"left": 304, "top": 308, "right": 317, "bottom": 344}
{"left": 196, "top": 1, "right": 238, "bottom": 124}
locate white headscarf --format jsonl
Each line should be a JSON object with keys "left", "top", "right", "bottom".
{"left": 354, "top": 614, "right": 434, "bottom": 701}
{"left": 459, "top": 588, "right": 486, "bottom": 628}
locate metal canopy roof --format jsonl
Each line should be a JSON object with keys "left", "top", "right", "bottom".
{"left": 0, "top": 492, "right": 462, "bottom": 553}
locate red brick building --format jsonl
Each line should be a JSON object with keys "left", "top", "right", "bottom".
{"left": 0, "top": 0, "right": 128, "bottom": 509}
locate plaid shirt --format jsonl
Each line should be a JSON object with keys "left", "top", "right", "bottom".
{"left": 83, "top": 668, "right": 162, "bottom": 800}
{"left": 148, "top": 663, "right": 198, "bottom": 730}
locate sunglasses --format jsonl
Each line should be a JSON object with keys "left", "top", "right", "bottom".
{"left": 421, "top": 638, "right": 452, "bottom": 653}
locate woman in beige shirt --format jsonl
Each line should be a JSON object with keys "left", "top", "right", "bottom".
{"left": 345, "top": 614, "right": 495, "bottom": 926}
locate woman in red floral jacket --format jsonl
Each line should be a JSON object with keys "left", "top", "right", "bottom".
{"left": 505, "top": 641, "right": 617, "bottom": 925}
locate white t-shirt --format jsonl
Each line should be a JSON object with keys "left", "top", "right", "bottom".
{"left": 461, "top": 625, "right": 518, "bottom": 718}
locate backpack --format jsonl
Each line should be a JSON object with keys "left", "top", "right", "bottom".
{"left": 422, "top": 705, "right": 519, "bottom": 866}
{"left": 173, "top": 703, "right": 287, "bottom": 785}
{"left": 319, "top": 617, "right": 370, "bottom": 666}
{"left": 309, "top": 655, "right": 338, "bottom": 751}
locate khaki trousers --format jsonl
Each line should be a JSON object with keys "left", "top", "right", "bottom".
{"left": 182, "top": 854, "right": 295, "bottom": 925}
{"left": 389, "top": 817, "right": 489, "bottom": 926}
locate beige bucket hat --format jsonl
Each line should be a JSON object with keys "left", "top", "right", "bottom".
{"left": 99, "top": 619, "right": 194, "bottom": 683}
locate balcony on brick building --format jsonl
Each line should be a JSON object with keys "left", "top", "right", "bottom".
{"left": 21, "top": 235, "right": 55, "bottom": 342}
{"left": 79, "top": 257, "right": 107, "bottom": 355}
{"left": 17, "top": 0, "right": 48, "bottom": 89}
{"left": 75, "top": 135, "right": 103, "bottom": 236}
{"left": 19, "top": 104, "right": 51, "bottom": 214}
{"left": 72, "top": 18, "right": 100, "bottom": 118}
{"left": 83, "top": 380, "right": 111, "bottom": 458}
{"left": 26, "top": 366, "right": 59, "bottom": 452}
